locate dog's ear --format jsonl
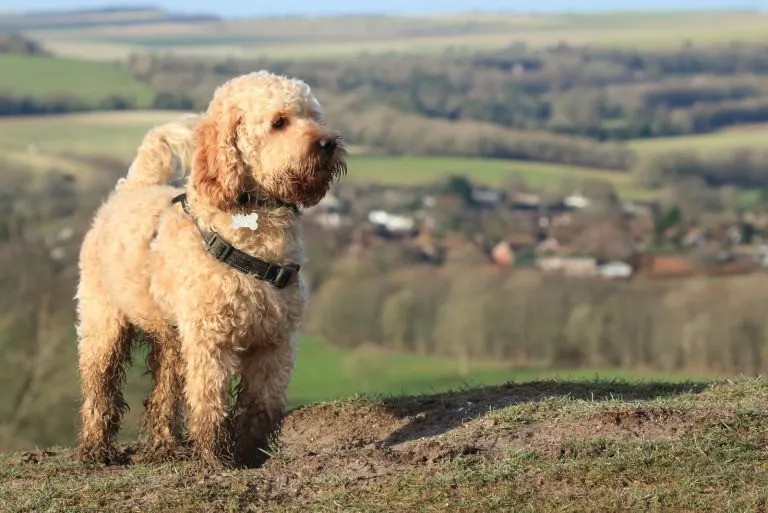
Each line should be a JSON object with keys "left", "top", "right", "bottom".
{"left": 192, "top": 109, "right": 246, "bottom": 210}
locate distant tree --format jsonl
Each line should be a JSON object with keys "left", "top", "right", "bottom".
{"left": 444, "top": 176, "right": 473, "bottom": 204}
{"left": 655, "top": 206, "right": 683, "bottom": 237}
{"left": 0, "top": 34, "right": 47, "bottom": 55}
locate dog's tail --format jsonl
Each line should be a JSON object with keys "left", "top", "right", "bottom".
{"left": 117, "top": 115, "right": 199, "bottom": 190}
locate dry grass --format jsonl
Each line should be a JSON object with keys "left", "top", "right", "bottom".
{"left": 4, "top": 378, "right": 768, "bottom": 512}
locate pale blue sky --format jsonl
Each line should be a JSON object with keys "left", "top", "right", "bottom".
{"left": 3, "top": 0, "right": 767, "bottom": 17}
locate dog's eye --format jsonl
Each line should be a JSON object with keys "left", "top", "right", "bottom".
{"left": 272, "top": 116, "right": 287, "bottom": 129}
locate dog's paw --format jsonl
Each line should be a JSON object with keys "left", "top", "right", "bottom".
{"left": 190, "top": 448, "right": 235, "bottom": 472}
{"left": 77, "top": 443, "right": 129, "bottom": 466}
{"left": 137, "top": 440, "right": 189, "bottom": 463}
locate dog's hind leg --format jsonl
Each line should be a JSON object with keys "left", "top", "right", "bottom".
{"left": 142, "top": 328, "right": 185, "bottom": 460}
{"left": 231, "top": 339, "right": 294, "bottom": 467}
{"left": 76, "top": 286, "right": 133, "bottom": 464}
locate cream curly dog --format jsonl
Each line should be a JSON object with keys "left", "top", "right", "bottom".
{"left": 76, "top": 71, "right": 346, "bottom": 467}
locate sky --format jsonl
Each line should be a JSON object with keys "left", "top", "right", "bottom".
{"left": 2, "top": 0, "right": 767, "bottom": 17}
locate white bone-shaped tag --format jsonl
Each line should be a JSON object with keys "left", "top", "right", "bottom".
{"left": 231, "top": 212, "right": 259, "bottom": 231}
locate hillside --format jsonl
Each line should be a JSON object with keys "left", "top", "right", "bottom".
{"left": 3, "top": 379, "right": 768, "bottom": 512}
{"left": 16, "top": 10, "right": 768, "bottom": 60}
{"left": 0, "top": 7, "right": 219, "bottom": 31}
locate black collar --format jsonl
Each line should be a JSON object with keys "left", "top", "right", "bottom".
{"left": 237, "top": 191, "right": 301, "bottom": 216}
{"left": 172, "top": 193, "right": 300, "bottom": 289}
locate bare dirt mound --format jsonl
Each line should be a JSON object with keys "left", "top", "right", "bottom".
{"left": 257, "top": 380, "right": 710, "bottom": 500}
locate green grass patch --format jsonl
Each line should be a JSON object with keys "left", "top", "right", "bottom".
{"left": 629, "top": 124, "right": 768, "bottom": 157}
{"left": 347, "top": 155, "right": 655, "bottom": 200}
{"left": 287, "top": 336, "right": 699, "bottom": 405}
{"left": 0, "top": 110, "right": 182, "bottom": 162}
{"left": 0, "top": 54, "right": 154, "bottom": 107}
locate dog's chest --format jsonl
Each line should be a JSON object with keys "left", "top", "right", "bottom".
{"left": 228, "top": 277, "right": 307, "bottom": 350}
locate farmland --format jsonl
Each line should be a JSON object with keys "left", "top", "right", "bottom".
{"left": 629, "top": 123, "right": 768, "bottom": 157}
{"left": 0, "top": 110, "right": 181, "bottom": 161}
{"left": 0, "top": 54, "right": 153, "bottom": 107}
{"left": 13, "top": 11, "right": 768, "bottom": 61}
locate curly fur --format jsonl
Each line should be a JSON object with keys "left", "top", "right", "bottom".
{"left": 76, "top": 71, "right": 346, "bottom": 468}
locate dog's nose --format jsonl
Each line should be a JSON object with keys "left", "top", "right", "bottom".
{"left": 317, "top": 137, "right": 337, "bottom": 154}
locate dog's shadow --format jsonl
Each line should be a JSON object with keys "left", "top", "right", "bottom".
{"left": 377, "top": 379, "right": 710, "bottom": 447}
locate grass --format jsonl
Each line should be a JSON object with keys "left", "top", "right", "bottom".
{"left": 0, "top": 110, "right": 181, "bottom": 162}
{"left": 0, "top": 55, "right": 154, "bottom": 107}
{"left": 347, "top": 155, "right": 656, "bottom": 200}
{"left": 629, "top": 123, "right": 768, "bottom": 157}
{"left": 4, "top": 378, "right": 768, "bottom": 511}
{"left": 286, "top": 337, "right": 700, "bottom": 406}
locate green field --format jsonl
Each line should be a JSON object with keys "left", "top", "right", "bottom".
{"left": 0, "top": 54, "right": 154, "bottom": 107}
{"left": 20, "top": 11, "right": 768, "bottom": 61}
{"left": 348, "top": 155, "right": 654, "bottom": 199}
{"left": 0, "top": 111, "right": 181, "bottom": 161}
{"left": 630, "top": 124, "right": 768, "bottom": 157}
{"left": 285, "top": 337, "right": 703, "bottom": 406}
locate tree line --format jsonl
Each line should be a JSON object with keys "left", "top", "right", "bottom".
{"left": 309, "top": 257, "right": 768, "bottom": 376}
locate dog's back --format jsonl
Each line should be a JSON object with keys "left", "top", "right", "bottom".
{"left": 79, "top": 117, "right": 198, "bottom": 332}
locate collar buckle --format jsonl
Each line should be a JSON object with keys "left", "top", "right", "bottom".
{"left": 273, "top": 265, "right": 300, "bottom": 289}
{"left": 206, "top": 233, "right": 233, "bottom": 261}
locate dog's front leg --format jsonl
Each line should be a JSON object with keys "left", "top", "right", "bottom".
{"left": 180, "top": 334, "right": 237, "bottom": 468}
{"left": 232, "top": 339, "right": 294, "bottom": 467}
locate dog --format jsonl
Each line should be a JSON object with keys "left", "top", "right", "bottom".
{"left": 76, "top": 71, "right": 346, "bottom": 467}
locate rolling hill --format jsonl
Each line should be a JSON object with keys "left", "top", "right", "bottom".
{"left": 5, "top": 9, "right": 768, "bottom": 60}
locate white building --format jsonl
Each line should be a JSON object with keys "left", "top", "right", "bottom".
{"left": 598, "top": 261, "right": 633, "bottom": 280}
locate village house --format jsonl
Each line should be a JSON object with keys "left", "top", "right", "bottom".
{"left": 510, "top": 191, "right": 541, "bottom": 210}
{"left": 564, "top": 192, "right": 590, "bottom": 210}
{"left": 368, "top": 210, "right": 417, "bottom": 238}
{"left": 537, "top": 256, "right": 598, "bottom": 277}
{"left": 470, "top": 186, "right": 503, "bottom": 208}
{"left": 598, "top": 261, "right": 633, "bottom": 280}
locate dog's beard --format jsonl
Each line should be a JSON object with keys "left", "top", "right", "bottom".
{"left": 279, "top": 145, "right": 347, "bottom": 207}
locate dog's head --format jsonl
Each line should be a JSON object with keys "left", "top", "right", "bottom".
{"left": 192, "top": 71, "right": 346, "bottom": 211}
